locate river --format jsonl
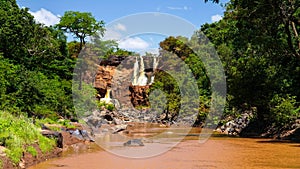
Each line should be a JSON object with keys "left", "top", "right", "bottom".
{"left": 30, "top": 126, "right": 300, "bottom": 169}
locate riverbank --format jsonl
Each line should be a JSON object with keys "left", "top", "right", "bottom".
{"left": 2, "top": 109, "right": 299, "bottom": 169}
{"left": 0, "top": 111, "right": 97, "bottom": 169}
{"left": 0, "top": 112, "right": 58, "bottom": 169}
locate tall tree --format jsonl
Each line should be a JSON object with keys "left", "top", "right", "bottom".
{"left": 56, "top": 11, "right": 105, "bottom": 50}
{"left": 201, "top": 0, "right": 300, "bottom": 131}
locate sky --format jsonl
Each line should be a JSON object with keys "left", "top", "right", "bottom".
{"left": 17, "top": 0, "right": 229, "bottom": 54}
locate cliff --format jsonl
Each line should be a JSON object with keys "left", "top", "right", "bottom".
{"left": 94, "top": 55, "right": 151, "bottom": 108}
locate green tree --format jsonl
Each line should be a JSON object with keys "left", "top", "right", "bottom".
{"left": 0, "top": 0, "right": 76, "bottom": 119}
{"left": 56, "top": 11, "right": 105, "bottom": 50}
{"left": 201, "top": 0, "right": 300, "bottom": 130}
{"left": 0, "top": 0, "right": 35, "bottom": 62}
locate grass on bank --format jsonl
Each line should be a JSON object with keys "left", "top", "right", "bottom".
{"left": 0, "top": 111, "right": 56, "bottom": 164}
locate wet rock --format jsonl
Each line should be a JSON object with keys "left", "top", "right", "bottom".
{"left": 123, "top": 139, "right": 144, "bottom": 146}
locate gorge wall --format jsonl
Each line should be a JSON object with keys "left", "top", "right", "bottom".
{"left": 93, "top": 55, "right": 151, "bottom": 108}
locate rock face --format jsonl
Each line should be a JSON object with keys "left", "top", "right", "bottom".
{"left": 100, "top": 55, "right": 126, "bottom": 66}
{"left": 94, "top": 56, "right": 151, "bottom": 108}
{"left": 217, "top": 110, "right": 254, "bottom": 136}
{"left": 94, "top": 66, "right": 115, "bottom": 98}
{"left": 129, "top": 85, "right": 150, "bottom": 107}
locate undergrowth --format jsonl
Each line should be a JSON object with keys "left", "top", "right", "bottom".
{"left": 0, "top": 111, "right": 56, "bottom": 164}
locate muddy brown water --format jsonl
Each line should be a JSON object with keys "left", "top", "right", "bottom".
{"left": 29, "top": 126, "right": 300, "bottom": 169}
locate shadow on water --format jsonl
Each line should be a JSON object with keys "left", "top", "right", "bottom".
{"left": 256, "top": 139, "right": 300, "bottom": 144}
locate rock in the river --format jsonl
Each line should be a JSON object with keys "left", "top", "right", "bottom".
{"left": 123, "top": 139, "right": 144, "bottom": 146}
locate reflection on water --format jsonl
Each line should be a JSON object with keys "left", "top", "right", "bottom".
{"left": 29, "top": 127, "right": 300, "bottom": 169}
{"left": 94, "top": 126, "right": 205, "bottom": 158}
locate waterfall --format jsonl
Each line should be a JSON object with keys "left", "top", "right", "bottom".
{"left": 131, "top": 55, "right": 159, "bottom": 86}
{"left": 104, "top": 88, "right": 111, "bottom": 99}
{"left": 136, "top": 56, "right": 148, "bottom": 86}
{"left": 132, "top": 57, "right": 139, "bottom": 86}
{"left": 100, "top": 88, "right": 112, "bottom": 103}
{"left": 149, "top": 56, "right": 159, "bottom": 85}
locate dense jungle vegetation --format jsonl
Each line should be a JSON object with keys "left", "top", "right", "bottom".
{"left": 0, "top": 0, "right": 299, "bottom": 165}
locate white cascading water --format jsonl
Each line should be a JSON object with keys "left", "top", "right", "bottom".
{"left": 149, "top": 56, "right": 159, "bottom": 85}
{"left": 100, "top": 88, "right": 112, "bottom": 103}
{"left": 131, "top": 55, "right": 159, "bottom": 86}
{"left": 136, "top": 56, "right": 148, "bottom": 86}
{"left": 132, "top": 57, "right": 139, "bottom": 86}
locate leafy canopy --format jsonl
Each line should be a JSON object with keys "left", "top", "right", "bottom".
{"left": 56, "top": 11, "right": 105, "bottom": 49}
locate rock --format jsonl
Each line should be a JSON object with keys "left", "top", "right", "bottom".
{"left": 41, "top": 130, "right": 63, "bottom": 148}
{"left": 86, "top": 117, "right": 105, "bottom": 129}
{"left": 71, "top": 129, "right": 83, "bottom": 140}
{"left": 218, "top": 111, "right": 254, "bottom": 136}
{"left": 220, "top": 126, "right": 226, "bottom": 132}
{"left": 112, "top": 124, "right": 127, "bottom": 134}
{"left": 94, "top": 65, "right": 115, "bottom": 97}
{"left": 123, "top": 139, "right": 144, "bottom": 146}
{"left": 100, "top": 110, "right": 107, "bottom": 117}
{"left": 103, "top": 114, "right": 114, "bottom": 121}
{"left": 99, "top": 55, "right": 126, "bottom": 66}
{"left": 129, "top": 85, "right": 150, "bottom": 107}
{"left": 113, "top": 118, "right": 123, "bottom": 125}
{"left": 80, "top": 130, "right": 95, "bottom": 142}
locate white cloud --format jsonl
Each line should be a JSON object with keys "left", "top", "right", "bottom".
{"left": 103, "top": 29, "right": 122, "bottom": 40}
{"left": 29, "top": 8, "right": 60, "bottom": 26}
{"left": 114, "top": 23, "right": 127, "bottom": 32}
{"left": 211, "top": 14, "right": 223, "bottom": 22}
{"left": 103, "top": 23, "right": 127, "bottom": 40}
{"left": 118, "top": 37, "right": 150, "bottom": 50}
{"left": 167, "top": 6, "right": 189, "bottom": 10}
{"left": 145, "top": 48, "right": 159, "bottom": 55}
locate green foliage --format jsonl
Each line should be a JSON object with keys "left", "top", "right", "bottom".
{"left": 270, "top": 95, "right": 300, "bottom": 127}
{"left": 37, "top": 135, "right": 56, "bottom": 153}
{"left": 150, "top": 70, "right": 181, "bottom": 119}
{"left": 0, "top": 112, "right": 56, "bottom": 164}
{"left": 72, "top": 82, "right": 98, "bottom": 117}
{"left": 156, "top": 36, "right": 213, "bottom": 122}
{"left": 56, "top": 11, "right": 105, "bottom": 49}
{"left": 97, "top": 101, "right": 115, "bottom": 111}
{"left": 0, "top": 68, "right": 74, "bottom": 119}
{"left": 201, "top": 0, "right": 300, "bottom": 129}
{"left": 26, "top": 146, "right": 37, "bottom": 157}
{"left": 67, "top": 41, "right": 81, "bottom": 58}
{"left": 35, "top": 118, "right": 75, "bottom": 130}
{"left": 0, "top": 0, "right": 76, "bottom": 119}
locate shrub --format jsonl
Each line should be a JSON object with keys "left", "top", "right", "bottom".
{"left": 0, "top": 112, "right": 56, "bottom": 164}
{"left": 97, "top": 101, "right": 115, "bottom": 111}
{"left": 26, "top": 146, "right": 37, "bottom": 157}
{"left": 270, "top": 95, "right": 300, "bottom": 127}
